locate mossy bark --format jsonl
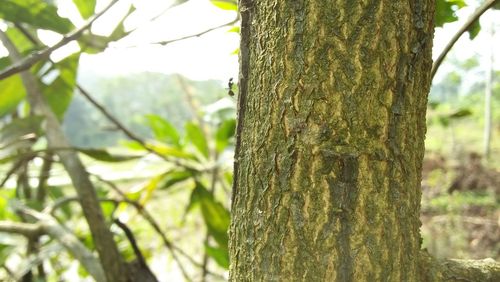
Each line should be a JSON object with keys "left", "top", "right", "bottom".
{"left": 230, "top": 1, "right": 434, "bottom": 281}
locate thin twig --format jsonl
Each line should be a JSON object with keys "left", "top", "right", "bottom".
{"left": 156, "top": 18, "right": 239, "bottom": 46}
{"left": 76, "top": 85, "right": 205, "bottom": 172}
{"left": 0, "top": 0, "right": 119, "bottom": 81}
{"left": 92, "top": 175, "right": 195, "bottom": 282}
{"left": 0, "top": 155, "right": 34, "bottom": 187}
{"left": 12, "top": 204, "right": 106, "bottom": 282}
{"left": 122, "top": 17, "right": 239, "bottom": 48}
{"left": 431, "top": 0, "right": 500, "bottom": 79}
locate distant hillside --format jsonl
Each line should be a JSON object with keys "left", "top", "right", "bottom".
{"left": 63, "top": 72, "right": 230, "bottom": 147}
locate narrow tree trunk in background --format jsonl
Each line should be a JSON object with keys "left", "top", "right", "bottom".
{"left": 483, "top": 21, "right": 494, "bottom": 160}
{"left": 230, "top": 1, "right": 434, "bottom": 281}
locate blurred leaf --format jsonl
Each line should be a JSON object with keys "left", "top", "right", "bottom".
{"left": 227, "top": 26, "right": 240, "bottom": 33}
{"left": 78, "top": 148, "right": 139, "bottom": 162}
{"left": 108, "top": 5, "right": 135, "bottom": 41}
{"left": 185, "top": 122, "right": 209, "bottom": 158}
{"left": 0, "top": 243, "right": 16, "bottom": 266}
{"left": 210, "top": 0, "right": 238, "bottom": 11}
{"left": 435, "top": 0, "right": 466, "bottom": 27}
{"left": 159, "top": 169, "right": 193, "bottom": 190}
{"left": 78, "top": 4, "right": 135, "bottom": 53}
{"left": 6, "top": 27, "right": 34, "bottom": 53}
{"left": 42, "top": 53, "right": 80, "bottom": 119}
{"left": 132, "top": 175, "right": 164, "bottom": 206}
{"left": 73, "top": 0, "right": 96, "bottom": 19}
{"left": 448, "top": 108, "right": 472, "bottom": 119}
{"left": 467, "top": 19, "right": 481, "bottom": 40}
{"left": 0, "top": 116, "right": 43, "bottom": 158}
{"left": 205, "top": 244, "right": 229, "bottom": 269}
{"left": 215, "top": 118, "right": 236, "bottom": 152}
{"left": 120, "top": 140, "right": 145, "bottom": 151}
{"left": 147, "top": 142, "right": 197, "bottom": 159}
{"left": 47, "top": 186, "right": 72, "bottom": 217}
{"left": 0, "top": 0, "right": 74, "bottom": 33}
{"left": 145, "top": 114, "right": 181, "bottom": 148}
{"left": 0, "top": 190, "right": 17, "bottom": 220}
{"left": 190, "top": 182, "right": 229, "bottom": 248}
{"left": 428, "top": 101, "right": 440, "bottom": 110}
{"left": 224, "top": 171, "right": 233, "bottom": 186}
{"left": 78, "top": 34, "right": 111, "bottom": 54}
{"left": 438, "top": 116, "right": 450, "bottom": 127}
{"left": 0, "top": 74, "right": 26, "bottom": 118}
{"left": 100, "top": 200, "right": 117, "bottom": 219}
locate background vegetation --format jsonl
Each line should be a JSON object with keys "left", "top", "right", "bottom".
{"left": 0, "top": 0, "right": 498, "bottom": 281}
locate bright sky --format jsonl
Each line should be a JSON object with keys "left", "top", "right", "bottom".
{"left": 78, "top": 0, "right": 240, "bottom": 81}
{"left": 0, "top": 0, "right": 498, "bottom": 82}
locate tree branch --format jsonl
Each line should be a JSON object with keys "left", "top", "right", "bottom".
{"left": 121, "top": 17, "right": 239, "bottom": 48}
{"left": 76, "top": 84, "right": 212, "bottom": 172}
{"left": 431, "top": 0, "right": 500, "bottom": 79}
{"left": 0, "top": 28, "right": 127, "bottom": 282}
{"left": 155, "top": 18, "right": 239, "bottom": 46}
{"left": 12, "top": 206, "right": 107, "bottom": 282}
{"left": 420, "top": 251, "right": 500, "bottom": 281}
{"left": 93, "top": 175, "right": 196, "bottom": 281}
{"left": 0, "top": 0, "right": 119, "bottom": 81}
{"left": 0, "top": 221, "right": 42, "bottom": 238}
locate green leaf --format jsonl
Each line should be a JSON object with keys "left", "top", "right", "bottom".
{"left": 100, "top": 200, "right": 117, "bottom": 219}
{"left": 78, "top": 148, "right": 139, "bottom": 162}
{"left": 138, "top": 174, "right": 164, "bottom": 205}
{"left": 191, "top": 182, "right": 230, "bottom": 248}
{"left": 185, "top": 122, "right": 209, "bottom": 158}
{"left": 0, "top": 115, "right": 43, "bottom": 151}
{"left": 467, "top": 19, "right": 481, "bottom": 40}
{"left": 448, "top": 108, "right": 472, "bottom": 119}
{"left": 145, "top": 114, "right": 181, "bottom": 148}
{"left": 6, "top": 27, "right": 34, "bottom": 53}
{"left": 0, "top": 0, "right": 74, "bottom": 33}
{"left": 159, "top": 169, "right": 193, "bottom": 190}
{"left": 78, "top": 4, "right": 135, "bottom": 53}
{"left": 0, "top": 190, "right": 17, "bottom": 220}
{"left": 215, "top": 118, "right": 236, "bottom": 152}
{"left": 227, "top": 26, "right": 240, "bottom": 33}
{"left": 41, "top": 53, "right": 80, "bottom": 119}
{"left": 0, "top": 243, "right": 16, "bottom": 266}
{"left": 147, "top": 142, "right": 197, "bottom": 159}
{"left": 205, "top": 244, "right": 229, "bottom": 269}
{"left": 435, "top": 0, "right": 466, "bottom": 27}
{"left": 73, "top": 0, "right": 96, "bottom": 19}
{"left": 0, "top": 73, "right": 26, "bottom": 118}
{"left": 210, "top": 0, "right": 238, "bottom": 11}
{"left": 438, "top": 116, "right": 450, "bottom": 127}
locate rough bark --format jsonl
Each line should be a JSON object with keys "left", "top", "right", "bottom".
{"left": 230, "top": 1, "right": 498, "bottom": 281}
{"left": 230, "top": 0, "right": 434, "bottom": 280}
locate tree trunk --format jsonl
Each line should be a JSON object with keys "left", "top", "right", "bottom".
{"left": 230, "top": 1, "right": 434, "bottom": 280}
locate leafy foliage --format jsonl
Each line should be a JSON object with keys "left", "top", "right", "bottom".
{"left": 435, "top": 0, "right": 467, "bottom": 27}
{"left": 210, "top": 0, "right": 238, "bottom": 11}
{"left": 0, "top": 0, "right": 74, "bottom": 33}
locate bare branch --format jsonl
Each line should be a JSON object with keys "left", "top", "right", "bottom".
{"left": 76, "top": 84, "right": 206, "bottom": 172}
{"left": 431, "top": 0, "right": 500, "bottom": 79}
{"left": 155, "top": 18, "right": 239, "bottom": 46}
{"left": 0, "top": 0, "right": 119, "bottom": 81}
{"left": 120, "top": 17, "right": 239, "bottom": 48}
{"left": 0, "top": 221, "right": 42, "bottom": 238}
{"left": 13, "top": 206, "right": 106, "bottom": 282}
